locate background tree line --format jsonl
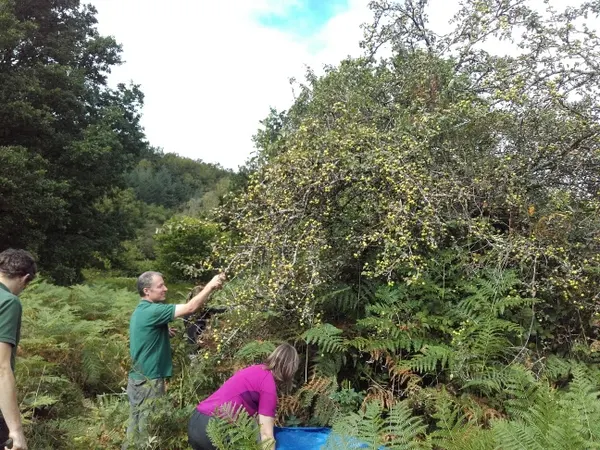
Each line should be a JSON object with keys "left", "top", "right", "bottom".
{"left": 0, "top": 0, "right": 236, "bottom": 285}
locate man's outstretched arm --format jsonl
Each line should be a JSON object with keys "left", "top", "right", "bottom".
{"left": 0, "top": 343, "right": 26, "bottom": 450}
{"left": 174, "top": 273, "right": 226, "bottom": 319}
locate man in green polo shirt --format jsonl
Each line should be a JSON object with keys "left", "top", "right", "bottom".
{"left": 0, "top": 249, "right": 37, "bottom": 450}
{"left": 123, "top": 270, "right": 225, "bottom": 449}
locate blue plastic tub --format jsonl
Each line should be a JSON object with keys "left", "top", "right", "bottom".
{"left": 274, "top": 427, "right": 380, "bottom": 449}
{"left": 274, "top": 427, "right": 332, "bottom": 449}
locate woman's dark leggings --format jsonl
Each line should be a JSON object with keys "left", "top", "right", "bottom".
{"left": 188, "top": 409, "right": 217, "bottom": 450}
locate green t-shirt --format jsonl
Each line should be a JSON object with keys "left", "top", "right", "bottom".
{"left": 0, "top": 282, "right": 22, "bottom": 372}
{"left": 129, "top": 300, "right": 176, "bottom": 380}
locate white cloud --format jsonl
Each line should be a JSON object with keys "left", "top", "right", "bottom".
{"left": 90, "top": 0, "right": 586, "bottom": 170}
{"left": 89, "top": 0, "right": 373, "bottom": 170}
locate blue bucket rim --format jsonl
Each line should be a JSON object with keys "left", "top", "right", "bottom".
{"left": 274, "top": 426, "right": 332, "bottom": 432}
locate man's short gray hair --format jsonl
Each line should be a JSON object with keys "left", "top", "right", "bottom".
{"left": 137, "top": 271, "right": 163, "bottom": 296}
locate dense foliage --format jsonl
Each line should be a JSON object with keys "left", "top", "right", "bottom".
{"left": 114, "top": 154, "right": 234, "bottom": 279}
{"left": 15, "top": 277, "right": 600, "bottom": 448}
{"left": 125, "top": 152, "right": 232, "bottom": 211}
{"left": 6, "top": 0, "right": 600, "bottom": 449}
{"left": 194, "top": 0, "right": 600, "bottom": 447}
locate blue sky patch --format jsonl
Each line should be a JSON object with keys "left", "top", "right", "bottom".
{"left": 256, "top": 0, "right": 350, "bottom": 36}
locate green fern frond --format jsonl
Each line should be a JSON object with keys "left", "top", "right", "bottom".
{"left": 493, "top": 295, "right": 538, "bottom": 316}
{"left": 326, "top": 400, "right": 430, "bottom": 450}
{"left": 406, "top": 345, "right": 453, "bottom": 374}
{"left": 325, "top": 401, "right": 385, "bottom": 450}
{"left": 313, "top": 392, "right": 340, "bottom": 426}
{"left": 458, "top": 270, "right": 529, "bottom": 320}
{"left": 206, "top": 403, "right": 263, "bottom": 450}
{"left": 348, "top": 336, "right": 409, "bottom": 353}
{"left": 462, "top": 364, "right": 535, "bottom": 399}
{"left": 321, "top": 280, "right": 378, "bottom": 314}
{"left": 428, "top": 389, "right": 495, "bottom": 450}
{"left": 561, "top": 364, "right": 600, "bottom": 445}
{"left": 312, "top": 352, "right": 346, "bottom": 378}
{"left": 320, "top": 286, "right": 358, "bottom": 313}
{"left": 461, "top": 371, "right": 506, "bottom": 395}
{"left": 502, "top": 365, "right": 540, "bottom": 417}
{"left": 385, "top": 400, "right": 431, "bottom": 449}
{"left": 21, "top": 394, "right": 59, "bottom": 409}
{"left": 293, "top": 376, "right": 340, "bottom": 425}
{"left": 81, "top": 346, "right": 104, "bottom": 385}
{"left": 462, "top": 269, "right": 520, "bottom": 300}
{"left": 465, "top": 320, "right": 518, "bottom": 368}
{"left": 303, "top": 323, "right": 347, "bottom": 353}
{"left": 540, "top": 355, "right": 575, "bottom": 383}
{"left": 492, "top": 380, "right": 592, "bottom": 450}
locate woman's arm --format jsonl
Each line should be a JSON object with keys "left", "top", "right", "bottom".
{"left": 257, "top": 414, "right": 275, "bottom": 449}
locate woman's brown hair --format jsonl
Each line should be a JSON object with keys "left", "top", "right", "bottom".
{"left": 264, "top": 343, "right": 299, "bottom": 388}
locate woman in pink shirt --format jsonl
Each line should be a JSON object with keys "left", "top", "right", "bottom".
{"left": 188, "top": 343, "right": 299, "bottom": 450}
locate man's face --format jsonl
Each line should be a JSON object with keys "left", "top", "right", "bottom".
{"left": 144, "top": 275, "right": 168, "bottom": 302}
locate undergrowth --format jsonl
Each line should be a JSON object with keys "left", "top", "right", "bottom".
{"left": 14, "top": 268, "right": 600, "bottom": 449}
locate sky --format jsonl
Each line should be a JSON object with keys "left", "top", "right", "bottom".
{"left": 87, "top": 0, "right": 372, "bottom": 169}
{"left": 88, "top": 0, "right": 576, "bottom": 170}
